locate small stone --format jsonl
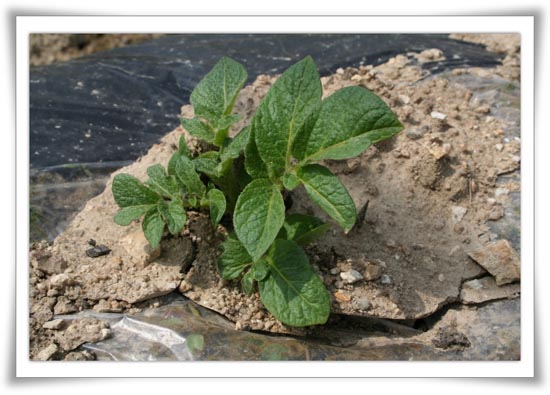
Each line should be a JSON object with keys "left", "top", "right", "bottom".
{"left": 451, "top": 206, "right": 468, "bottom": 224}
{"left": 35, "top": 255, "right": 68, "bottom": 276}
{"left": 36, "top": 343, "right": 58, "bottom": 361}
{"left": 380, "top": 274, "right": 392, "bottom": 285}
{"left": 329, "top": 267, "right": 340, "bottom": 275}
{"left": 363, "top": 261, "right": 382, "bottom": 281}
{"left": 355, "top": 297, "right": 371, "bottom": 311}
{"left": 54, "top": 296, "right": 77, "bottom": 315}
{"left": 453, "top": 223, "right": 465, "bottom": 234}
{"left": 42, "top": 319, "right": 65, "bottom": 330}
{"left": 428, "top": 145, "right": 447, "bottom": 160}
{"left": 438, "top": 273, "right": 445, "bottom": 282}
{"left": 340, "top": 269, "right": 363, "bottom": 284}
{"left": 398, "top": 94, "right": 410, "bottom": 104}
{"left": 468, "top": 240, "right": 520, "bottom": 285}
{"left": 495, "top": 144, "right": 504, "bottom": 152}
{"left": 336, "top": 67, "right": 344, "bottom": 75}
{"left": 487, "top": 205, "right": 505, "bottom": 221}
{"left": 85, "top": 244, "right": 111, "bottom": 258}
{"left": 49, "top": 273, "right": 75, "bottom": 289}
{"left": 334, "top": 291, "right": 351, "bottom": 302}
{"left": 406, "top": 127, "right": 424, "bottom": 140}
{"left": 345, "top": 158, "right": 361, "bottom": 173}
{"left": 460, "top": 276, "right": 520, "bottom": 304}
{"left": 430, "top": 111, "right": 447, "bottom": 120}
{"left": 448, "top": 245, "right": 461, "bottom": 257}
{"left": 495, "top": 188, "right": 510, "bottom": 197}
{"left": 486, "top": 198, "right": 497, "bottom": 206}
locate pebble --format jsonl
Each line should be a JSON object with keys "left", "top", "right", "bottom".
{"left": 86, "top": 244, "right": 111, "bottom": 258}
{"left": 495, "top": 188, "right": 510, "bottom": 197}
{"left": 405, "top": 127, "right": 424, "bottom": 140}
{"left": 468, "top": 240, "right": 520, "bottom": 285}
{"left": 495, "top": 143, "right": 504, "bottom": 151}
{"left": 36, "top": 343, "right": 58, "bottom": 361}
{"left": 451, "top": 206, "right": 468, "bottom": 224}
{"left": 334, "top": 291, "right": 351, "bottom": 302}
{"left": 340, "top": 269, "right": 363, "bottom": 284}
{"left": 430, "top": 111, "right": 447, "bottom": 120}
{"left": 355, "top": 297, "right": 371, "bottom": 311}
{"left": 363, "top": 261, "right": 382, "bottom": 281}
{"left": 42, "top": 319, "right": 64, "bottom": 330}
{"left": 380, "top": 274, "right": 392, "bottom": 285}
{"left": 438, "top": 273, "right": 445, "bottom": 282}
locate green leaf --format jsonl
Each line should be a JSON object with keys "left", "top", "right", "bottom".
{"left": 241, "top": 270, "right": 255, "bottom": 296}
{"left": 233, "top": 178, "right": 285, "bottom": 262}
{"left": 142, "top": 207, "right": 165, "bottom": 249}
{"left": 185, "top": 333, "right": 205, "bottom": 355}
{"left": 253, "top": 56, "right": 322, "bottom": 177}
{"left": 193, "top": 152, "right": 221, "bottom": 178}
{"left": 217, "top": 234, "right": 252, "bottom": 280}
{"left": 282, "top": 172, "right": 300, "bottom": 191}
{"left": 206, "top": 188, "right": 226, "bottom": 225}
{"left": 190, "top": 57, "right": 247, "bottom": 124}
{"left": 178, "top": 135, "right": 190, "bottom": 157}
{"left": 215, "top": 114, "right": 242, "bottom": 131}
{"left": 297, "top": 164, "right": 356, "bottom": 232}
{"left": 114, "top": 205, "right": 154, "bottom": 226}
{"left": 259, "top": 239, "right": 330, "bottom": 327}
{"left": 278, "top": 213, "right": 330, "bottom": 246}
{"left": 180, "top": 117, "right": 215, "bottom": 143}
{"left": 251, "top": 259, "right": 270, "bottom": 282}
{"left": 296, "top": 86, "right": 403, "bottom": 162}
{"left": 145, "top": 164, "right": 181, "bottom": 198}
{"left": 112, "top": 173, "right": 161, "bottom": 208}
{"left": 244, "top": 128, "right": 269, "bottom": 179}
{"left": 174, "top": 155, "right": 206, "bottom": 197}
{"left": 159, "top": 198, "right": 187, "bottom": 235}
{"left": 220, "top": 126, "right": 251, "bottom": 163}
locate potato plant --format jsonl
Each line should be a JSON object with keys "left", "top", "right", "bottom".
{"left": 112, "top": 56, "right": 403, "bottom": 327}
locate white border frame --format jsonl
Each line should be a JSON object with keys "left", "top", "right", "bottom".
{"left": 16, "top": 15, "right": 534, "bottom": 378}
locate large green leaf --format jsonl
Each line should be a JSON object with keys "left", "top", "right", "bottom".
{"left": 295, "top": 86, "right": 403, "bottom": 162}
{"left": 220, "top": 126, "right": 251, "bottom": 163}
{"left": 142, "top": 207, "right": 165, "bottom": 249}
{"left": 190, "top": 57, "right": 247, "bottom": 124}
{"left": 112, "top": 173, "right": 161, "bottom": 208}
{"left": 253, "top": 56, "right": 322, "bottom": 177}
{"left": 233, "top": 178, "right": 285, "bottom": 262}
{"left": 297, "top": 164, "right": 356, "bottom": 232}
{"left": 258, "top": 239, "right": 330, "bottom": 327}
{"left": 217, "top": 235, "right": 253, "bottom": 280}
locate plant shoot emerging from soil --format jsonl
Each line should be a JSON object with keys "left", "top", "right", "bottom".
{"left": 112, "top": 56, "right": 403, "bottom": 327}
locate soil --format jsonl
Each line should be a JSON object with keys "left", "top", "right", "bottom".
{"left": 28, "top": 34, "right": 521, "bottom": 360}
{"left": 30, "top": 34, "right": 165, "bottom": 67}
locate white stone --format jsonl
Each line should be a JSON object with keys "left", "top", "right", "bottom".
{"left": 340, "top": 269, "right": 363, "bottom": 284}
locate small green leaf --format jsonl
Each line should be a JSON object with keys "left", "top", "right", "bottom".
{"left": 233, "top": 178, "right": 285, "bottom": 262}
{"left": 178, "top": 135, "right": 190, "bottom": 157}
{"left": 282, "top": 172, "right": 300, "bottom": 191}
{"left": 279, "top": 214, "right": 330, "bottom": 246}
{"left": 241, "top": 270, "right": 255, "bottom": 296}
{"left": 252, "top": 259, "right": 270, "bottom": 282}
{"left": 146, "top": 164, "right": 180, "bottom": 198}
{"left": 193, "top": 152, "right": 221, "bottom": 178}
{"left": 206, "top": 188, "right": 226, "bottom": 225}
{"left": 297, "top": 164, "right": 356, "bottom": 232}
{"left": 174, "top": 155, "right": 206, "bottom": 197}
{"left": 244, "top": 128, "right": 269, "bottom": 179}
{"left": 159, "top": 198, "right": 187, "bottom": 235}
{"left": 112, "top": 174, "right": 161, "bottom": 208}
{"left": 215, "top": 114, "right": 242, "bottom": 131}
{"left": 142, "top": 207, "right": 165, "bottom": 249}
{"left": 253, "top": 56, "right": 322, "bottom": 177}
{"left": 259, "top": 239, "right": 330, "bottom": 327}
{"left": 217, "top": 234, "right": 252, "bottom": 280}
{"left": 180, "top": 117, "right": 215, "bottom": 143}
{"left": 297, "top": 86, "right": 403, "bottom": 162}
{"left": 220, "top": 126, "right": 251, "bottom": 163}
{"left": 114, "top": 205, "right": 154, "bottom": 226}
{"left": 190, "top": 57, "right": 247, "bottom": 124}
